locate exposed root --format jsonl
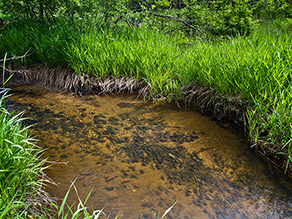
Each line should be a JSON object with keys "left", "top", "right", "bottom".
{"left": 137, "top": 84, "right": 156, "bottom": 100}
{"left": 184, "top": 83, "right": 247, "bottom": 126}
{"left": 184, "top": 83, "right": 215, "bottom": 112}
{"left": 5, "top": 64, "right": 144, "bottom": 96}
{"left": 93, "top": 76, "right": 145, "bottom": 95}
{"left": 4, "top": 64, "right": 248, "bottom": 126}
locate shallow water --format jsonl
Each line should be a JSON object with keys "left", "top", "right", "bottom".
{"left": 7, "top": 85, "right": 292, "bottom": 218}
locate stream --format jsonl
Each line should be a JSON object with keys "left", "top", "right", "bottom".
{"left": 7, "top": 85, "right": 292, "bottom": 218}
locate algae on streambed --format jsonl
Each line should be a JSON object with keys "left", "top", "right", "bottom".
{"left": 7, "top": 85, "right": 292, "bottom": 218}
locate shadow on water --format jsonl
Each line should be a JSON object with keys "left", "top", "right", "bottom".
{"left": 7, "top": 86, "right": 292, "bottom": 218}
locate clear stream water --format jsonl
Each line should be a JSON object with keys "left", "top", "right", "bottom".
{"left": 7, "top": 85, "right": 292, "bottom": 218}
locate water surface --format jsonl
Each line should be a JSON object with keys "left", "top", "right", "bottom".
{"left": 8, "top": 86, "right": 292, "bottom": 218}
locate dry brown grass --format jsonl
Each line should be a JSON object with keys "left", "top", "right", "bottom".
{"left": 5, "top": 64, "right": 246, "bottom": 126}
{"left": 5, "top": 64, "right": 144, "bottom": 96}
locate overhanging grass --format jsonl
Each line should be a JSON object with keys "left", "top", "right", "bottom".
{"left": 0, "top": 92, "right": 48, "bottom": 218}
{"left": 0, "top": 20, "right": 291, "bottom": 172}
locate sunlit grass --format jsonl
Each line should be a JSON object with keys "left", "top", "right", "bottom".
{"left": 0, "top": 20, "right": 291, "bottom": 171}
{"left": 0, "top": 92, "right": 48, "bottom": 218}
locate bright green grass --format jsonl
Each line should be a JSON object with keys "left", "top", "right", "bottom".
{"left": 0, "top": 92, "right": 47, "bottom": 218}
{"left": 0, "top": 20, "right": 291, "bottom": 171}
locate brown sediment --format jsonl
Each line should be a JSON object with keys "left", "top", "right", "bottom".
{"left": 3, "top": 64, "right": 291, "bottom": 177}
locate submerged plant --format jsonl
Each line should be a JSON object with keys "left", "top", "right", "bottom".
{"left": 53, "top": 179, "right": 107, "bottom": 219}
{"left": 54, "top": 179, "right": 176, "bottom": 219}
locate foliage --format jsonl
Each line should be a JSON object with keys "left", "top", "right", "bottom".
{"left": 161, "top": 0, "right": 255, "bottom": 36}
{"left": 1, "top": 0, "right": 291, "bottom": 37}
{"left": 0, "top": 0, "right": 257, "bottom": 37}
{"left": 253, "top": 0, "right": 292, "bottom": 20}
{"left": 277, "top": 17, "right": 292, "bottom": 29}
{"left": 135, "top": 0, "right": 255, "bottom": 36}
{"left": 209, "top": 0, "right": 254, "bottom": 36}
{"left": 0, "top": 0, "right": 99, "bottom": 23}
{"left": 0, "top": 0, "right": 61, "bottom": 21}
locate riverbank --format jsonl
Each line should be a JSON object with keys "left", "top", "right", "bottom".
{"left": 1, "top": 20, "right": 291, "bottom": 176}
{"left": 0, "top": 91, "right": 54, "bottom": 218}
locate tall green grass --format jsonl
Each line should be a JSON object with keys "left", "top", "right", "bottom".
{"left": 0, "top": 20, "right": 291, "bottom": 171}
{"left": 0, "top": 92, "right": 47, "bottom": 218}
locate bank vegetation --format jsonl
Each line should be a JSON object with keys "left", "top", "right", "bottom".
{"left": 0, "top": 0, "right": 292, "bottom": 217}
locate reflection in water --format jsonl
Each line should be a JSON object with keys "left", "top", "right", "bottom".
{"left": 7, "top": 86, "right": 292, "bottom": 218}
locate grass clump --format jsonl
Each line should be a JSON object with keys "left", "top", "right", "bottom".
{"left": 0, "top": 91, "right": 48, "bottom": 218}
{"left": 54, "top": 180, "right": 109, "bottom": 219}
